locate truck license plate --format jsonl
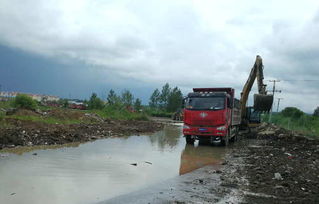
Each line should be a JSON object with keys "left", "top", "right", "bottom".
{"left": 199, "top": 128, "right": 208, "bottom": 132}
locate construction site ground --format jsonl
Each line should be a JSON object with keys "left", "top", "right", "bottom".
{"left": 1, "top": 109, "right": 318, "bottom": 203}
{"left": 0, "top": 108, "right": 163, "bottom": 149}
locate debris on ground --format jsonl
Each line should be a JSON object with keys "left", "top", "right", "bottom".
{"left": 0, "top": 109, "right": 163, "bottom": 149}
{"left": 219, "top": 123, "right": 319, "bottom": 204}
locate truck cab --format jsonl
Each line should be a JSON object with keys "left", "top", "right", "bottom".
{"left": 183, "top": 88, "right": 241, "bottom": 146}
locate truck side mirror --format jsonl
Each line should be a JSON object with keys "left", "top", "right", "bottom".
{"left": 182, "top": 97, "right": 187, "bottom": 108}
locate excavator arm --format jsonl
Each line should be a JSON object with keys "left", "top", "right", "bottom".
{"left": 240, "top": 55, "right": 273, "bottom": 122}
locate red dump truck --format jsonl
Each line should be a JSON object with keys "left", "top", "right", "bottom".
{"left": 183, "top": 88, "right": 241, "bottom": 146}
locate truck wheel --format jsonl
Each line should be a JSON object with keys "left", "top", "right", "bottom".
{"left": 185, "top": 135, "right": 195, "bottom": 144}
{"left": 221, "top": 130, "right": 230, "bottom": 146}
{"left": 230, "top": 128, "right": 237, "bottom": 143}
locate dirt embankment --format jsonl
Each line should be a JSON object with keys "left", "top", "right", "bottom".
{"left": 220, "top": 123, "right": 319, "bottom": 204}
{"left": 0, "top": 109, "right": 163, "bottom": 149}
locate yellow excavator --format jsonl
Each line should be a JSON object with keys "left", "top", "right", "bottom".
{"left": 240, "top": 55, "right": 273, "bottom": 127}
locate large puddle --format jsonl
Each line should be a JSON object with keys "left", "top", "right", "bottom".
{"left": 0, "top": 124, "right": 226, "bottom": 204}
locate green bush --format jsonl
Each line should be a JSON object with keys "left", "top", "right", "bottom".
{"left": 88, "top": 93, "right": 105, "bottom": 110}
{"left": 13, "top": 94, "right": 37, "bottom": 110}
{"left": 281, "top": 107, "right": 304, "bottom": 119}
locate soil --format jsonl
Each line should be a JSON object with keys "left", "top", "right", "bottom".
{"left": 219, "top": 124, "right": 319, "bottom": 204}
{"left": 0, "top": 109, "right": 163, "bottom": 149}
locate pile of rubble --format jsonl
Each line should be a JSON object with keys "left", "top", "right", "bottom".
{"left": 254, "top": 122, "right": 308, "bottom": 141}
{"left": 0, "top": 109, "right": 163, "bottom": 149}
{"left": 222, "top": 123, "right": 319, "bottom": 203}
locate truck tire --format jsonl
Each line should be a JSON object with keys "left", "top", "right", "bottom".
{"left": 230, "top": 127, "right": 238, "bottom": 143}
{"left": 185, "top": 135, "right": 195, "bottom": 144}
{"left": 221, "top": 129, "right": 230, "bottom": 146}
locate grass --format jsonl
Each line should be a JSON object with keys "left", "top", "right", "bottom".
{"left": 262, "top": 113, "right": 319, "bottom": 138}
{"left": 0, "top": 100, "right": 13, "bottom": 109}
{"left": 5, "top": 115, "right": 83, "bottom": 125}
{"left": 89, "top": 106, "right": 149, "bottom": 121}
{"left": 144, "top": 108, "right": 173, "bottom": 118}
{"left": 0, "top": 101, "right": 150, "bottom": 126}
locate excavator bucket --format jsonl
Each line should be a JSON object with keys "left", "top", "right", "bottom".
{"left": 253, "top": 94, "right": 273, "bottom": 112}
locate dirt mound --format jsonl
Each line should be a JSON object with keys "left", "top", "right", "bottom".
{"left": 220, "top": 124, "right": 319, "bottom": 204}
{"left": 8, "top": 108, "right": 41, "bottom": 117}
{"left": 0, "top": 118, "right": 163, "bottom": 149}
{"left": 252, "top": 122, "right": 308, "bottom": 141}
{"left": 46, "top": 109, "right": 84, "bottom": 120}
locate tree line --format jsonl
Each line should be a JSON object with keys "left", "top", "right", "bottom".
{"left": 87, "top": 89, "right": 142, "bottom": 111}
{"left": 149, "top": 83, "right": 183, "bottom": 112}
{"left": 88, "top": 83, "right": 184, "bottom": 113}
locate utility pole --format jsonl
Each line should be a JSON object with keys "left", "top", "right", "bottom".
{"left": 276, "top": 98, "right": 283, "bottom": 112}
{"left": 268, "top": 80, "right": 281, "bottom": 123}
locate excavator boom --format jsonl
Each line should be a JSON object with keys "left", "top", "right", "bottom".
{"left": 240, "top": 55, "right": 273, "bottom": 121}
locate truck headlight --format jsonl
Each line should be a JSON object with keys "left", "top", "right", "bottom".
{"left": 183, "top": 124, "right": 190, "bottom": 129}
{"left": 216, "top": 126, "right": 226, "bottom": 131}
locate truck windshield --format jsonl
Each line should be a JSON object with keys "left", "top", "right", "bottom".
{"left": 186, "top": 97, "right": 225, "bottom": 110}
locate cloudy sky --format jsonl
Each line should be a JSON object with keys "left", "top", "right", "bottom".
{"left": 0, "top": 0, "right": 319, "bottom": 112}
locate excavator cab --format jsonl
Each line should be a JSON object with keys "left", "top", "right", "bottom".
{"left": 253, "top": 94, "right": 273, "bottom": 112}
{"left": 246, "top": 106, "right": 261, "bottom": 127}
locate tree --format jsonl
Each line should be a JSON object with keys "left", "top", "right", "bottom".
{"left": 107, "top": 89, "right": 120, "bottom": 105}
{"left": 58, "top": 99, "right": 69, "bottom": 108}
{"left": 121, "top": 90, "right": 134, "bottom": 107}
{"left": 134, "top": 98, "right": 142, "bottom": 111}
{"left": 281, "top": 107, "right": 304, "bottom": 119}
{"left": 160, "top": 83, "right": 171, "bottom": 109}
{"left": 314, "top": 107, "right": 319, "bottom": 117}
{"left": 149, "top": 88, "right": 161, "bottom": 109}
{"left": 13, "top": 94, "right": 37, "bottom": 110}
{"left": 167, "top": 87, "right": 183, "bottom": 112}
{"left": 88, "top": 93, "right": 104, "bottom": 109}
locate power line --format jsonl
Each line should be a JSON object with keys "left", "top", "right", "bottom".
{"left": 267, "top": 79, "right": 319, "bottom": 82}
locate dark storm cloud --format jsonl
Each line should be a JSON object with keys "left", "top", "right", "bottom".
{"left": 0, "top": 0, "right": 319, "bottom": 112}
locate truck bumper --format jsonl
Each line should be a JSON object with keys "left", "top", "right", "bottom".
{"left": 183, "top": 125, "right": 226, "bottom": 137}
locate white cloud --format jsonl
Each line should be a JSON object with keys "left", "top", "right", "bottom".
{"left": 0, "top": 0, "right": 319, "bottom": 112}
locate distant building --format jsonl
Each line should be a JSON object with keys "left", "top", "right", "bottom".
{"left": 0, "top": 91, "right": 59, "bottom": 102}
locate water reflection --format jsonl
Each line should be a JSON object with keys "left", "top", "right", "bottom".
{"left": 179, "top": 144, "right": 225, "bottom": 175}
{"left": 147, "top": 125, "right": 181, "bottom": 150}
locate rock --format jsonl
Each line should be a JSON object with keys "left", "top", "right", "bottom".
{"left": 221, "top": 161, "right": 228, "bottom": 165}
{"left": 215, "top": 169, "right": 222, "bottom": 174}
{"left": 258, "top": 130, "right": 275, "bottom": 136}
{"left": 32, "top": 153, "right": 37, "bottom": 156}
{"left": 278, "top": 133, "right": 286, "bottom": 138}
{"left": 274, "top": 173, "right": 283, "bottom": 180}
